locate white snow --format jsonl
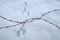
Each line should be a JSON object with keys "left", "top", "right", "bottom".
{"left": 0, "top": 0, "right": 60, "bottom": 40}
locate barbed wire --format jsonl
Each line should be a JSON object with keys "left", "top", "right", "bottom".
{"left": 40, "top": 9, "right": 60, "bottom": 18}
{"left": 0, "top": 9, "right": 60, "bottom": 37}
{"left": 0, "top": 9, "right": 60, "bottom": 29}
{"left": 41, "top": 19, "right": 60, "bottom": 29}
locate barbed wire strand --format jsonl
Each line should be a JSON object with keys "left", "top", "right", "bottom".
{"left": 0, "top": 9, "right": 60, "bottom": 29}
{"left": 40, "top": 9, "right": 60, "bottom": 18}
{"left": 41, "top": 19, "right": 60, "bottom": 29}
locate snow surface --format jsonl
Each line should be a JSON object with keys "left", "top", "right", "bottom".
{"left": 0, "top": 0, "right": 60, "bottom": 40}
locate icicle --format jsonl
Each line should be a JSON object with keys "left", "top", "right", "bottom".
{"left": 20, "top": 23, "right": 26, "bottom": 37}
{"left": 17, "top": 23, "right": 26, "bottom": 37}
{"left": 22, "top": 7, "right": 26, "bottom": 15}
{"left": 27, "top": 10, "right": 30, "bottom": 16}
{"left": 17, "top": 30, "right": 20, "bottom": 37}
{"left": 24, "top": 1, "right": 27, "bottom": 6}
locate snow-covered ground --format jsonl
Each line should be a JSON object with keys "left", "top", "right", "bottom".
{"left": 0, "top": 0, "right": 60, "bottom": 40}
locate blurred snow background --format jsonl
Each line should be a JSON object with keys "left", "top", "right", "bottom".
{"left": 0, "top": 0, "right": 60, "bottom": 40}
